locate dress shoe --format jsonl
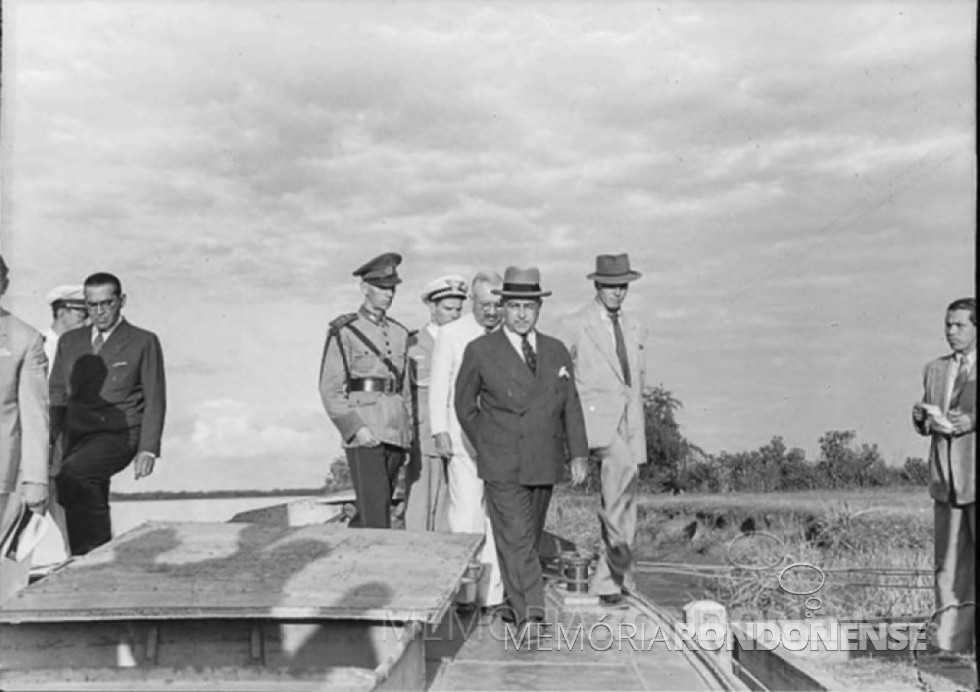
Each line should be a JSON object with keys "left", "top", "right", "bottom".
{"left": 529, "top": 621, "right": 553, "bottom": 640}
{"left": 599, "top": 593, "right": 626, "bottom": 608}
{"left": 483, "top": 603, "right": 516, "bottom": 624}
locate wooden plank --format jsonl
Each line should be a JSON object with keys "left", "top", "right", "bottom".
{"left": 0, "top": 666, "right": 378, "bottom": 691}
{"left": 1, "top": 522, "right": 483, "bottom": 625}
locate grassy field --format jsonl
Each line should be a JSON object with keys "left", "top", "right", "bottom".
{"left": 547, "top": 486, "right": 935, "bottom": 620}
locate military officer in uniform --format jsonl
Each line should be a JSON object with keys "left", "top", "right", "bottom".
{"left": 319, "top": 252, "right": 412, "bottom": 529}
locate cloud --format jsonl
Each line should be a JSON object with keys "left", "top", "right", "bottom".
{"left": 4, "top": 0, "right": 974, "bottom": 483}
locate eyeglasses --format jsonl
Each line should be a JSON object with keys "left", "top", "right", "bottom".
{"left": 85, "top": 298, "right": 118, "bottom": 312}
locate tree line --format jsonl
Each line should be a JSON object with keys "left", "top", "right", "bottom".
{"left": 617, "top": 385, "right": 929, "bottom": 495}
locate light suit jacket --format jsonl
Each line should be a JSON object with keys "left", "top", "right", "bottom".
{"left": 0, "top": 308, "right": 49, "bottom": 493}
{"left": 429, "top": 313, "right": 484, "bottom": 458}
{"left": 914, "top": 353, "right": 976, "bottom": 505}
{"left": 556, "top": 302, "right": 648, "bottom": 464}
{"left": 455, "top": 329, "right": 589, "bottom": 486}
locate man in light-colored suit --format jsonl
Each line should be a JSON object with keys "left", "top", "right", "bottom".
{"left": 429, "top": 271, "right": 506, "bottom": 609}
{"left": 0, "top": 254, "right": 49, "bottom": 601}
{"left": 557, "top": 253, "right": 648, "bottom": 606}
{"left": 912, "top": 297, "right": 975, "bottom": 654}
{"left": 455, "top": 266, "right": 589, "bottom": 635}
{"left": 404, "top": 274, "right": 467, "bottom": 532}
{"left": 51, "top": 272, "right": 166, "bottom": 555}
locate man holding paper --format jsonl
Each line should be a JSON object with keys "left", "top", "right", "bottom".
{"left": 0, "top": 254, "right": 50, "bottom": 601}
{"left": 912, "top": 297, "right": 975, "bottom": 655}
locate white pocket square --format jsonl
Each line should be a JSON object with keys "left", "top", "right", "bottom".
{"left": 558, "top": 366, "right": 570, "bottom": 379}
{"left": 112, "top": 361, "right": 127, "bottom": 367}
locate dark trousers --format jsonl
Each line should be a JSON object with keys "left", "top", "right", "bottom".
{"left": 483, "top": 480, "right": 553, "bottom": 625}
{"left": 346, "top": 444, "right": 405, "bottom": 529}
{"left": 56, "top": 430, "right": 137, "bottom": 556}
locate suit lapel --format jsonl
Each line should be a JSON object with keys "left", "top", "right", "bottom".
{"left": 584, "top": 305, "right": 625, "bottom": 384}
{"left": 485, "top": 329, "right": 537, "bottom": 398}
{"left": 98, "top": 320, "right": 133, "bottom": 364}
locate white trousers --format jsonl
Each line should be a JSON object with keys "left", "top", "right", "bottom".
{"left": 447, "top": 451, "right": 505, "bottom": 607}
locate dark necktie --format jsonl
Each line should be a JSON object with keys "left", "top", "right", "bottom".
{"left": 93, "top": 332, "right": 105, "bottom": 356}
{"left": 609, "top": 311, "right": 631, "bottom": 387}
{"left": 521, "top": 334, "right": 537, "bottom": 375}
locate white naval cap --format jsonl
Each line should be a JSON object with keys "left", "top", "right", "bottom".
{"left": 46, "top": 284, "right": 86, "bottom": 307}
{"left": 420, "top": 274, "right": 469, "bottom": 303}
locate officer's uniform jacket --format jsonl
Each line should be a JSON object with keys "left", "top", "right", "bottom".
{"left": 319, "top": 306, "right": 411, "bottom": 449}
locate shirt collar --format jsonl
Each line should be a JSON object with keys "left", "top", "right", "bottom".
{"left": 92, "top": 318, "right": 123, "bottom": 344}
{"left": 594, "top": 297, "right": 624, "bottom": 322}
{"left": 358, "top": 305, "right": 386, "bottom": 325}
{"left": 957, "top": 349, "right": 977, "bottom": 368}
{"left": 503, "top": 326, "right": 536, "bottom": 349}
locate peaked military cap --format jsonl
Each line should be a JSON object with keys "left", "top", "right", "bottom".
{"left": 421, "top": 274, "right": 468, "bottom": 303}
{"left": 46, "top": 284, "right": 86, "bottom": 308}
{"left": 354, "top": 252, "right": 403, "bottom": 288}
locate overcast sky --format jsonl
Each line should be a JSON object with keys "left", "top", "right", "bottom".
{"left": 1, "top": 0, "right": 974, "bottom": 492}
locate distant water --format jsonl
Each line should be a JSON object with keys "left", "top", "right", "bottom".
{"left": 110, "top": 495, "right": 316, "bottom": 536}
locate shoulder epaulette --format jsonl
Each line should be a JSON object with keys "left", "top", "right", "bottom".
{"left": 387, "top": 317, "right": 409, "bottom": 332}
{"left": 329, "top": 313, "right": 358, "bottom": 331}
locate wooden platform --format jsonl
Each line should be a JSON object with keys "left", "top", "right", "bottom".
{"left": 1, "top": 521, "right": 483, "bottom": 624}
{"left": 0, "top": 522, "right": 484, "bottom": 691}
{"left": 424, "top": 581, "right": 743, "bottom": 691}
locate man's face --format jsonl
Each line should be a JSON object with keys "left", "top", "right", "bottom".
{"left": 430, "top": 297, "right": 464, "bottom": 326}
{"left": 472, "top": 282, "right": 502, "bottom": 329}
{"left": 85, "top": 283, "right": 126, "bottom": 332}
{"left": 362, "top": 282, "right": 395, "bottom": 313}
{"left": 596, "top": 282, "right": 629, "bottom": 311}
{"left": 945, "top": 309, "right": 976, "bottom": 354}
{"left": 503, "top": 298, "right": 541, "bottom": 336}
{"left": 60, "top": 305, "right": 90, "bottom": 331}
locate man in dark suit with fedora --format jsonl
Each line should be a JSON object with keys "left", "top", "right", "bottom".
{"left": 50, "top": 272, "right": 166, "bottom": 556}
{"left": 455, "top": 266, "right": 588, "bottom": 635}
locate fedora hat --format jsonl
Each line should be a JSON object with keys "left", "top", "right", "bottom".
{"left": 587, "top": 253, "right": 641, "bottom": 284}
{"left": 491, "top": 266, "right": 553, "bottom": 299}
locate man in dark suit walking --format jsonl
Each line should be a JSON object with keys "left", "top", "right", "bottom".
{"left": 455, "top": 266, "right": 588, "bottom": 636}
{"left": 50, "top": 272, "right": 166, "bottom": 555}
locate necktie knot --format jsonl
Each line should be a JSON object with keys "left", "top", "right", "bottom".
{"left": 93, "top": 332, "right": 105, "bottom": 355}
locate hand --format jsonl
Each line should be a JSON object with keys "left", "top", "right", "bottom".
{"left": 22, "top": 482, "right": 49, "bottom": 515}
{"left": 911, "top": 402, "right": 927, "bottom": 423}
{"left": 354, "top": 426, "right": 381, "bottom": 447}
{"left": 570, "top": 456, "right": 589, "bottom": 486}
{"left": 133, "top": 451, "right": 156, "bottom": 480}
{"left": 948, "top": 410, "right": 973, "bottom": 436}
{"left": 433, "top": 433, "right": 453, "bottom": 459}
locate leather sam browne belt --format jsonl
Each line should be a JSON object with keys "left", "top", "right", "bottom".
{"left": 348, "top": 377, "right": 400, "bottom": 394}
